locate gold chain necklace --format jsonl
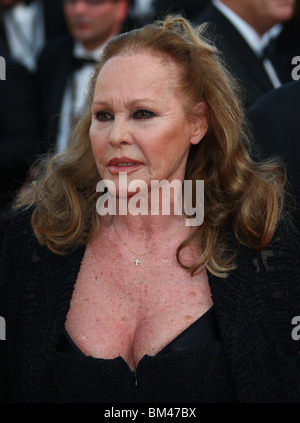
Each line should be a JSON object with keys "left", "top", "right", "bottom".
{"left": 112, "top": 221, "right": 186, "bottom": 266}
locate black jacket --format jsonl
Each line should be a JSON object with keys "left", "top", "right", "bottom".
{"left": 0, "top": 209, "right": 299, "bottom": 402}
{"left": 0, "top": 51, "right": 39, "bottom": 207}
{"left": 0, "top": 0, "right": 68, "bottom": 54}
{"left": 36, "top": 35, "right": 75, "bottom": 153}
{"left": 194, "top": 4, "right": 294, "bottom": 107}
{"left": 152, "top": 0, "right": 210, "bottom": 21}
{"left": 247, "top": 81, "right": 300, "bottom": 230}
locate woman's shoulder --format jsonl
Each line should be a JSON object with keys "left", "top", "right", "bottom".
{"left": 211, "top": 218, "right": 300, "bottom": 300}
{"left": 230, "top": 218, "right": 300, "bottom": 318}
{"left": 234, "top": 217, "right": 299, "bottom": 268}
{"left": 269, "top": 218, "right": 299, "bottom": 248}
{"left": 4, "top": 207, "right": 35, "bottom": 242}
{"left": 253, "top": 218, "right": 299, "bottom": 273}
{"left": 213, "top": 217, "right": 299, "bottom": 323}
{"left": 0, "top": 207, "right": 40, "bottom": 265}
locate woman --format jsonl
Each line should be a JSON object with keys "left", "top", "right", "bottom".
{"left": 0, "top": 15, "right": 299, "bottom": 403}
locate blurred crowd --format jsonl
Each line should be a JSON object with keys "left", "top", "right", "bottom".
{"left": 0, "top": 0, "right": 299, "bottom": 248}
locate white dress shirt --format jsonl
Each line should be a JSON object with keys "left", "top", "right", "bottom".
{"left": 56, "top": 42, "right": 105, "bottom": 154}
{"left": 3, "top": 0, "right": 45, "bottom": 72}
{"left": 132, "top": 0, "right": 154, "bottom": 22}
{"left": 212, "top": 0, "right": 282, "bottom": 88}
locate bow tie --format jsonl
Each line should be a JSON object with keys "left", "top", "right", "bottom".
{"left": 72, "top": 56, "right": 98, "bottom": 70}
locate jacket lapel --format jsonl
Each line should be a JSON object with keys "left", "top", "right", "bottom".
{"left": 198, "top": 5, "right": 274, "bottom": 102}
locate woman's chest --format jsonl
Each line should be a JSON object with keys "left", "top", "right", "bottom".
{"left": 65, "top": 248, "right": 213, "bottom": 370}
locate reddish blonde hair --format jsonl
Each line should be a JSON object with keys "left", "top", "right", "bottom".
{"left": 16, "top": 15, "right": 286, "bottom": 277}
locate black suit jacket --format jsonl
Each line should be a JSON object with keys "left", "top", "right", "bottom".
{"left": 36, "top": 16, "right": 131, "bottom": 153}
{"left": 0, "top": 50, "right": 39, "bottom": 208}
{"left": 36, "top": 35, "right": 76, "bottom": 153}
{"left": 0, "top": 0, "right": 68, "bottom": 55}
{"left": 271, "top": 19, "right": 300, "bottom": 84}
{"left": 0, "top": 49, "right": 40, "bottom": 247}
{"left": 194, "top": 4, "right": 289, "bottom": 107}
{"left": 247, "top": 81, "right": 300, "bottom": 228}
{"left": 152, "top": 0, "right": 210, "bottom": 21}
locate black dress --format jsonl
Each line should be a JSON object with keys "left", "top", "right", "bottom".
{"left": 48, "top": 307, "right": 238, "bottom": 403}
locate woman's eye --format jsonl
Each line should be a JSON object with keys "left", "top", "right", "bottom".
{"left": 133, "top": 109, "right": 155, "bottom": 119}
{"left": 95, "top": 111, "right": 113, "bottom": 121}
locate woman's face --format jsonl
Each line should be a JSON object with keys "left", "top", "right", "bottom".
{"left": 90, "top": 52, "right": 207, "bottom": 196}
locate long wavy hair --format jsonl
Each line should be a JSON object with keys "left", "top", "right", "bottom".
{"left": 16, "top": 15, "right": 286, "bottom": 277}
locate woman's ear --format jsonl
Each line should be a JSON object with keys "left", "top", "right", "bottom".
{"left": 190, "top": 102, "right": 208, "bottom": 145}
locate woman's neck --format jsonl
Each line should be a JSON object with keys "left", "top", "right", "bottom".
{"left": 103, "top": 213, "right": 188, "bottom": 238}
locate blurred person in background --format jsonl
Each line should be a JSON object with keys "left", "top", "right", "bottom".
{"left": 0, "top": 49, "right": 39, "bottom": 250}
{"left": 194, "top": 0, "right": 296, "bottom": 106}
{"left": 36, "top": 0, "right": 131, "bottom": 155}
{"left": 129, "top": 0, "right": 154, "bottom": 26}
{"left": 0, "top": 0, "right": 68, "bottom": 72}
{"left": 153, "top": 0, "right": 210, "bottom": 22}
{"left": 271, "top": 0, "right": 300, "bottom": 81}
{"left": 130, "top": 0, "right": 211, "bottom": 26}
{"left": 247, "top": 80, "right": 300, "bottom": 230}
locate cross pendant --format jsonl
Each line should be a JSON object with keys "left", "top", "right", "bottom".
{"left": 135, "top": 256, "right": 141, "bottom": 266}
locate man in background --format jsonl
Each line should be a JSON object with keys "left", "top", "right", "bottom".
{"left": 0, "top": 49, "right": 40, "bottom": 250}
{"left": 194, "top": 0, "right": 296, "bottom": 106}
{"left": 0, "top": 0, "right": 68, "bottom": 72}
{"left": 247, "top": 81, "right": 300, "bottom": 231}
{"left": 36, "top": 0, "right": 131, "bottom": 154}
{"left": 153, "top": 0, "right": 210, "bottom": 23}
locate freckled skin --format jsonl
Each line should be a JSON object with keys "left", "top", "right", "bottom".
{"left": 66, "top": 223, "right": 213, "bottom": 371}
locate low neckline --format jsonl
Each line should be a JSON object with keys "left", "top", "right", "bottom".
{"left": 60, "top": 305, "right": 219, "bottom": 372}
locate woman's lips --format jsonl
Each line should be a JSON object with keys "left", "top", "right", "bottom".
{"left": 107, "top": 157, "right": 144, "bottom": 174}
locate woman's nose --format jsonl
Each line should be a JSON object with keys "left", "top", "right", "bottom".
{"left": 109, "top": 117, "right": 132, "bottom": 146}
